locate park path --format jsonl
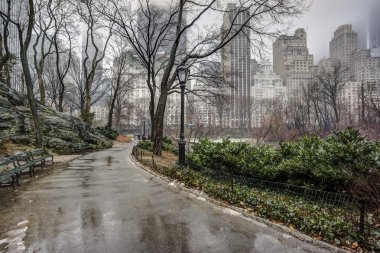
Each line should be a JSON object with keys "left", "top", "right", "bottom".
{"left": 0, "top": 142, "right": 331, "bottom": 253}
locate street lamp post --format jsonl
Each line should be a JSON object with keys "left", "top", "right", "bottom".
{"left": 142, "top": 120, "right": 147, "bottom": 141}
{"left": 177, "top": 65, "right": 190, "bottom": 166}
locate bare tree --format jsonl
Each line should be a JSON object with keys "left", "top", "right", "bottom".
{"left": 74, "top": 0, "right": 114, "bottom": 124}
{"left": 47, "top": 0, "right": 77, "bottom": 111}
{"left": 365, "top": 80, "right": 380, "bottom": 119}
{"left": 1, "top": 0, "right": 43, "bottom": 146}
{"left": 105, "top": 39, "right": 135, "bottom": 128}
{"left": 98, "top": 0, "right": 179, "bottom": 139}
{"left": 317, "top": 61, "right": 349, "bottom": 127}
{"left": 100, "top": 0, "right": 308, "bottom": 154}
{"left": 151, "top": 0, "right": 307, "bottom": 154}
{"left": 0, "top": 0, "right": 15, "bottom": 87}
{"left": 32, "top": 0, "right": 54, "bottom": 104}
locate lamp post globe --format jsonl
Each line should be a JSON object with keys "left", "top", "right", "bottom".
{"left": 177, "top": 65, "right": 190, "bottom": 166}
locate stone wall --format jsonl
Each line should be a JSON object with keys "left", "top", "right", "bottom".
{"left": 0, "top": 83, "right": 112, "bottom": 154}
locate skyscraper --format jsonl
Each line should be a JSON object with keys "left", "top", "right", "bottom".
{"left": 369, "top": 1, "right": 380, "bottom": 57}
{"left": 273, "top": 29, "right": 314, "bottom": 100}
{"left": 137, "top": 4, "right": 186, "bottom": 57}
{"left": 329, "top": 24, "right": 358, "bottom": 80}
{"left": 0, "top": 0, "right": 25, "bottom": 89}
{"left": 221, "top": 3, "right": 251, "bottom": 129}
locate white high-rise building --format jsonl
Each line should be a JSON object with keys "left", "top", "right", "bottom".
{"left": 251, "top": 62, "right": 285, "bottom": 128}
{"left": 339, "top": 81, "right": 361, "bottom": 124}
{"left": 187, "top": 62, "right": 222, "bottom": 127}
{"left": 351, "top": 49, "right": 380, "bottom": 83}
{"left": 329, "top": 25, "right": 358, "bottom": 81}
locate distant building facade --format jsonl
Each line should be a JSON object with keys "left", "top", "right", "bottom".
{"left": 325, "top": 24, "right": 380, "bottom": 124}
{"left": 251, "top": 62, "right": 285, "bottom": 128}
{"left": 329, "top": 25, "right": 358, "bottom": 81}
{"left": 222, "top": 3, "right": 252, "bottom": 129}
{"left": 0, "top": 0, "right": 26, "bottom": 90}
{"left": 273, "top": 28, "right": 315, "bottom": 100}
{"left": 351, "top": 49, "right": 380, "bottom": 83}
{"left": 369, "top": 2, "right": 380, "bottom": 57}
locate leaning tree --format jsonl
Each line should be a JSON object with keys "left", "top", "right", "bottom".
{"left": 100, "top": 0, "right": 309, "bottom": 155}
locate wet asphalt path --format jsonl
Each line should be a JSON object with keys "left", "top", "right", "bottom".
{"left": 0, "top": 143, "right": 330, "bottom": 253}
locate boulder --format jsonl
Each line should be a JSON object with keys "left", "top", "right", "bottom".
{"left": 0, "top": 82, "right": 112, "bottom": 154}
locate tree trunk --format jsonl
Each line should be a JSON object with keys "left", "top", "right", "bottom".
{"left": 37, "top": 68, "right": 45, "bottom": 104}
{"left": 107, "top": 83, "right": 119, "bottom": 128}
{"left": 82, "top": 77, "right": 93, "bottom": 124}
{"left": 149, "top": 91, "right": 155, "bottom": 140}
{"left": 153, "top": 90, "right": 169, "bottom": 155}
{"left": 19, "top": 0, "right": 43, "bottom": 147}
{"left": 152, "top": 0, "right": 184, "bottom": 155}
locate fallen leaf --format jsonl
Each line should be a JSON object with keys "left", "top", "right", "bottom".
{"left": 351, "top": 242, "right": 359, "bottom": 249}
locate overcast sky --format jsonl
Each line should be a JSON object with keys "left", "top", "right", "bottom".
{"left": 293, "top": 0, "right": 376, "bottom": 63}
{"left": 141, "top": 0, "right": 378, "bottom": 64}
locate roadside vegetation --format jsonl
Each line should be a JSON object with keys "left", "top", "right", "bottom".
{"left": 188, "top": 128, "right": 380, "bottom": 194}
{"left": 95, "top": 126, "right": 119, "bottom": 140}
{"left": 134, "top": 127, "right": 380, "bottom": 251}
{"left": 138, "top": 136, "right": 177, "bottom": 154}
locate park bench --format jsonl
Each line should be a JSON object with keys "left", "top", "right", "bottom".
{"left": 11, "top": 152, "right": 43, "bottom": 177}
{"left": 0, "top": 158, "right": 20, "bottom": 190}
{"left": 28, "top": 149, "right": 54, "bottom": 167}
{"left": 0, "top": 149, "right": 54, "bottom": 189}
{"left": 72, "top": 143, "right": 90, "bottom": 153}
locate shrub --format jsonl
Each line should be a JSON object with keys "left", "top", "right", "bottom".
{"left": 138, "top": 140, "right": 153, "bottom": 152}
{"left": 138, "top": 136, "right": 177, "bottom": 153}
{"left": 162, "top": 136, "right": 177, "bottom": 153}
{"left": 188, "top": 128, "right": 380, "bottom": 192}
{"left": 96, "top": 126, "right": 118, "bottom": 140}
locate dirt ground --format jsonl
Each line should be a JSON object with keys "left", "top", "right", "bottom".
{"left": 136, "top": 149, "right": 178, "bottom": 168}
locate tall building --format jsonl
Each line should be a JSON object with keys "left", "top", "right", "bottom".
{"left": 137, "top": 4, "right": 186, "bottom": 57}
{"left": 187, "top": 61, "right": 222, "bottom": 127}
{"left": 221, "top": 3, "right": 251, "bottom": 128}
{"left": 0, "top": 0, "right": 25, "bottom": 89}
{"left": 338, "top": 81, "right": 361, "bottom": 124}
{"left": 251, "top": 62, "right": 285, "bottom": 128}
{"left": 369, "top": 1, "right": 380, "bottom": 57}
{"left": 351, "top": 49, "right": 380, "bottom": 83}
{"left": 327, "top": 24, "right": 380, "bottom": 124}
{"left": 273, "top": 29, "right": 314, "bottom": 100}
{"left": 329, "top": 24, "right": 358, "bottom": 80}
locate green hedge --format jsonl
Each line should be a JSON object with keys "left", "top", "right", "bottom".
{"left": 188, "top": 128, "right": 380, "bottom": 192}
{"left": 141, "top": 163, "right": 367, "bottom": 247}
{"left": 96, "top": 126, "right": 118, "bottom": 140}
{"left": 138, "top": 135, "right": 177, "bottom": 153}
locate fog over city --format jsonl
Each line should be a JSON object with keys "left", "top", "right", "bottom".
{"left": 294, "top": 0, "right": 377, "bottom": 62}
{"left": 150, "top": 0, "right": 378, "bottom": 62}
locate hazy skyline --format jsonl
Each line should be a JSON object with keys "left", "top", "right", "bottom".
{"left": 293, "top": 0, "right": 376, "bottom": 63}
{"left": 134, "top": 0, "right": 378, "bottom": 64}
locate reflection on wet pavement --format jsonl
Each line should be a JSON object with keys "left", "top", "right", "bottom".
{"left": 0, "top": 143, "right": 330, "bottom": 253}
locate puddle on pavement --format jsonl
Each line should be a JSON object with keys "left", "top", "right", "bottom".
{"left": 0, "top": 220, "right": 29, "bottom": 252}
{"left": 139, "top": 215, "right": 190, "bottom": 252}
{"left": 66, "top": 166, "right": 94, "bottom": 171}
{"left": 107, "top": 156, "right": 112, "bottom": 166}
{"left": 81, "top": 176, "right": 91, "bottom": 188}
{"left": 81, "top": 207, "right": 102, "bottom": 229}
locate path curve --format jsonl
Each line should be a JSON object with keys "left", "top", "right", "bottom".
{"left": 0, "top": 143, "right": 332, "bottom": 253}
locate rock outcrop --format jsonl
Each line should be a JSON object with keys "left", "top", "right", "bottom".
{"left": 0, "top": 83, "right": 112, "bottom": 154}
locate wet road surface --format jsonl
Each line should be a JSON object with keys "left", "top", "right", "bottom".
{"left": 0, "top": 143, "right": 331, "bottom": 253}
